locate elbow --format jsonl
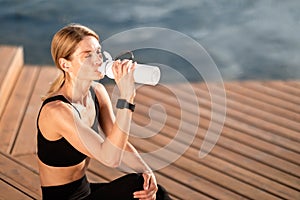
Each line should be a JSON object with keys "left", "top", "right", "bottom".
{"left": 108, "top": 160, "right": 121, "bottom": 168}
{"left": 111, "top": 161, "right": 121, "bottom": 168}
{"left": 102, "top": 157, "right": 122, "bottom": 168}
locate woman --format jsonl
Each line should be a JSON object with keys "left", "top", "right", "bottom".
{"left": 36, "top": 23, "right": 171, "bottom": 200}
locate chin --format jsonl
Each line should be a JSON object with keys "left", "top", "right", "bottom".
{"left": 96, "top": 74, "right": 105, "bottom": 80}
{"left": 92, "top": 71, "right": 104, "bottom": 79}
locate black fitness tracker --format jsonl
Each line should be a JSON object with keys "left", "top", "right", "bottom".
{"left": 116, "top": 99, "right": 135, "bottom": 112}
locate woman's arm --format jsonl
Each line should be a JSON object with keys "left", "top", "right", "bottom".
{"left": 92, "top": 81, "right": 158, "bottom": 199}
{"left": 92, "top": 82, "right": 152, "bottom": 173}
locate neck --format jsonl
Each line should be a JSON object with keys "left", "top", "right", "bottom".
{"left": 62, "top": 77, "right": 92, "bottom": 105}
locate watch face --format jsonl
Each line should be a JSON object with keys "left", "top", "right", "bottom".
{"left": 116, "top": 99, "right": 126, "bottom": 108}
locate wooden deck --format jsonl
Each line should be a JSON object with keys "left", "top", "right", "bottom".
{"left": 0, "top": 45, "right": 299, "bottom": 199}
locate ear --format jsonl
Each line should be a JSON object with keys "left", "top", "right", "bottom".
{"left": 59, "top": 58, "right": 72, "bottom": 72}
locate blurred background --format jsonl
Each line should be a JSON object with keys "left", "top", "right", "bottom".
{"left": 0, "top": 0, "right": 299, "bottom": 81}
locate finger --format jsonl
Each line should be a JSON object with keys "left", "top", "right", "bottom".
{"left": 146, "top": 174, "right": 158, "bottom": 191}
{"left": 124, "top": 60, "right": 132, "bottom": 75}
{"left": 132, "top": 61, "right": 137, "bottom": 70}
{"left": 128, "top": 61, "right": 136, "bottom": 75}
{"left": 117, "top": 59, "right": 130, "bottom": 75}
{"left": 133, "top": 181, "right": 157, "bottom": 199}
{"left": 112, "top": 60, "right": 121, "bottom": 75}
{"left": 149, "top": 177, "right": 158, "bottom": 191}
{"left": 143, "top": 173, "right": 150, "bottom": 190}
{"left": 133, "top": 190, "right": 156, "bottom": 199}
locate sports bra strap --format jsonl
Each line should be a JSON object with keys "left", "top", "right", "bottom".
{"left": 42, "top": 95, "right": 81, "bottom": 118}
{"left": 89, "top": 86, "right": 100, "bottom": 132}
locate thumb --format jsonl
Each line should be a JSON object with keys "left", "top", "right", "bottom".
{"left": 143, "top": 173, "right": 150, "bottom": 190}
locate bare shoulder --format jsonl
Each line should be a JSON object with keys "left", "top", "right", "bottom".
{"left": 40, "top": 100, "right": 73, "bottom": 119}
{"left": 39, "top": 100, "right": 78, "bottom": 137}
{"left": 91, "top": 81, "right": 108, "bottom": 95}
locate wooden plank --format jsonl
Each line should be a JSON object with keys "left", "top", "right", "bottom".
{"left": 0, "top": 46, "right": 24, "bottom": 117}
{"left": 211, "top": 84, "right": 300, "bottom": 152}
{"left": 219, "top": 122, "right": 300, "bottom": 166}
{"left": 263, "top": 80, "right": 300, "bottom": 97}
{"left": 212, "top": 83, "right": 300, "bottom": 127}
{"left": 0, "top": 152, "right": 41, "bottom": 199}
{"left": 284, "top": 80, "right": 300, "bottom": 88}
{"left": 154, "top": 173, "right": 211, "bottom": 200}
{"left": 143, "top": 153, "right": 243, "bottom": 199}
{"left": 0, "top": 179, "right": 33, "bottom": 200}
{"left": 0, "top": 66, "right": 40, "bottom": 153}
{"left": 11, "top": 66, "right": 59, "bottom": 156}
{"left": 222, "top": 114, "right": 299, "bottom": 153}
{"left": 224, "top": 81, "right": 300, "bottom": 115}
{"left": 243, "top": 81, "right": 300, "bottom": 105}
{"left": 14, "top": 154, "right": 39, "bottom": 174}
{"left": 201, "top": 86, "right": 300, "bottom": 140}
{"left": 0, "top": 46, "right": 16, "bottom": 83}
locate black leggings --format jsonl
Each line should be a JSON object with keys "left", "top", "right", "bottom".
{"left": 41, "top": 173, "right": 171, "bottom": 200}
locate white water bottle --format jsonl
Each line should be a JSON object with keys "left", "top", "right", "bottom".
{"left": 98, "top": 51, "right": 161, "bottom": 86}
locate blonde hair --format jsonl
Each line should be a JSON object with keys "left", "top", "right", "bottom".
{"left": 42, "top": 23, "right": 99, "bottom": 101}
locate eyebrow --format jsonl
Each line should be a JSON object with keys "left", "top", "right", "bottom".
{"left": 79, "top": 50, "right": 92, "bottom": 55}
{"left": 79, "top": 47, "right": 102, "bottom": 55}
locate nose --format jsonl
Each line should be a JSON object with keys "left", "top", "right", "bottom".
{"left": 95, "top": 53, "right": 103, "bottom": 66}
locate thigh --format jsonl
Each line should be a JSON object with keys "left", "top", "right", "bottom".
{"left": 86, "top": 173, "right": 144, "bottom": 200}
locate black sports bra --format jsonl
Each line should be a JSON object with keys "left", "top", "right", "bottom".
{"left": 37, "top": 89, "right": 100, "bottom": 167}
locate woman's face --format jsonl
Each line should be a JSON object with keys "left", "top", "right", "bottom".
{"left": 69, "top": 36, "right": 104, "bottom": 81}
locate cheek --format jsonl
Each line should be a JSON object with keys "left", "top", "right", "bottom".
{"left": 77, "top": 66, "right": 90, "bottom": 76}
{"left": 77, "top": 62, "right": 96, "bottom": 77}
{"left": 77, "top": 59, "right": 91, "bottom": 72}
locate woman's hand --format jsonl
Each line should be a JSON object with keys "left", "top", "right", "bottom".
{"left": 112, "top": 59, "right": 136, "bottom": 103}
{"left": 133, "top": 173, "right": 158, "bottom": 200}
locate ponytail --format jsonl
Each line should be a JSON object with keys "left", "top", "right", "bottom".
{"left": 41, "top": 71, "right": 65, "bottom": 101}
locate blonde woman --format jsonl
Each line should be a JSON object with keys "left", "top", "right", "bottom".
{"left": 36, "top": 23, "right": 171, "bottom": 200}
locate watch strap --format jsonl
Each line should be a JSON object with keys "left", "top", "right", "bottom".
{"left": 116, "top": 99, "right": 135, "bottom": 112}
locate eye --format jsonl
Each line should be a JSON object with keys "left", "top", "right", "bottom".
{"left": 96, "top": 49, "right": 102, "bottom": 55}
{"left": 85, "top": 52, "right": 92, "bottom": 58}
